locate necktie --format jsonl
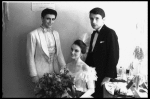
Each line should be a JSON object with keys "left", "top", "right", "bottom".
{"left": 92, "top": 30, "right": 98, "bottom": 52}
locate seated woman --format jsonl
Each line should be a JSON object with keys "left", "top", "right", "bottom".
{"left": 61, "top": 39, "right": 97, "bottom": 98}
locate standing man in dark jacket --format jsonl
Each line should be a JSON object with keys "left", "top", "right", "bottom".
{"left": 85, "top": 7, "right": 119, "bottom": 98}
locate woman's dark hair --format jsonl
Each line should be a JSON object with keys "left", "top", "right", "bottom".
{"left": 73, "top": 39, "right": 87, "bottom": 54}
{"left": 41, "top": 8, "right": 57, "bottom": 19}
{"left": 89, "top": 7, "right": 105, "bottom": 19}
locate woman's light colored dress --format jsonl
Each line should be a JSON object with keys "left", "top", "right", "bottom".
{"left": 67, "top": 64, "right": 97, "bottom": 93}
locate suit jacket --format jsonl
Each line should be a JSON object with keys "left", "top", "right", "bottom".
{"left": 26, "top": 27, "right": 66, "bottom": 78}
{"left": 85, "top": 25, "right": 119, "bottom": 82}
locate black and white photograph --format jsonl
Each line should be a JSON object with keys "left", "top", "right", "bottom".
{"left": 2, "top": 1, "right": 148, "bottom": 98}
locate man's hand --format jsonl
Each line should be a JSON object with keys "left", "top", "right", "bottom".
{"left": 101, "top": 77, "right": 111, "bottom": 86}
{"left": 32, "top": 76, "right": 39, "bottom": 84}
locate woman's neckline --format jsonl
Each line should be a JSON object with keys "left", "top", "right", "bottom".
{"left": 68, "top": 62, "right": 83, "bottom": 74}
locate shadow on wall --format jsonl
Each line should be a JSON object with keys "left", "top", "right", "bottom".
{"left": 17, "top": 32, "right": 35, "bottom": 98}
{"left": 54, "top": 10, "right": 85, "bottom": 64}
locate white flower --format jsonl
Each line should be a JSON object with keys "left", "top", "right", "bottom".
{"left": 60, "top": 68, "right": 65, "bottom": 74}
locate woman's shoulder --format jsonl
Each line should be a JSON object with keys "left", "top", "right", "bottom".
{"left": 81, "top": 62, "right": 95, "bottom": 72}
{"left": 81, "top": 63, "right": 89, "bottom": 72}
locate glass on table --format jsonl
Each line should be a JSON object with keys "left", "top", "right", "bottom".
{"left": 117, "top": 66, "right": 124, "bottom": 79}
{"left": 126, "top": 69, "right": 131, "bottom": 83}
{"left": 126, "top": 69, "right": 130, "bottom": 75}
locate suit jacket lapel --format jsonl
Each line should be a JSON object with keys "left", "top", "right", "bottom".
{"left": 38, "top": 28, "right": 49, "bottom": 57}
{"left": 51, "top": 31, "right": 58, "bottom": 55}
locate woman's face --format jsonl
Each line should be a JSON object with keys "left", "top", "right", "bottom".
{"left": 71, "top": 44, "right": 82, "bottom": 60}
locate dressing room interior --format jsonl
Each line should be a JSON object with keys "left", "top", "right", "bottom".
{"left": 2, "top": 1, "right": 148, "bottom": 98}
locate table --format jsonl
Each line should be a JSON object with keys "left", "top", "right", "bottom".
{"left": 103, "top": 84, "right": 114, "bottom": 98}
{"left": 130, "top": 86, "right": 148, "bottom": 98}
{"left": 103, "top": 82, "right": 148, "bottom": 98}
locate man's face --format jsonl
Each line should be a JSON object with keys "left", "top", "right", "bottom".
{"left": 89, "top": 13, "right": 104, "bottom": 30}
{"left": 42, "top": 14, "right": 56, "bottom": 28}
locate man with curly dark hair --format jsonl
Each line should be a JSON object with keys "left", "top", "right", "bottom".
{"left": 27, "top": 8, "right": 66, "bottom": 84}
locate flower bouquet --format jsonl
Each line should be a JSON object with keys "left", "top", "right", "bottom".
{"left": 34, "top": 68, "right": 76, "bottom": 98}
{"left": 133, "top": 46, "right": 144, "bottom": 61}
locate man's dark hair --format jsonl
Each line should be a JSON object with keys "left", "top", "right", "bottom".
{"left": 41, "top": 8, "right": 57, "bottom": 19}
{"left": 73, "top": 40, "right": 87, "bottom": 54}
{"left": 89, "top": 7, "right": 105, "bottom": 19}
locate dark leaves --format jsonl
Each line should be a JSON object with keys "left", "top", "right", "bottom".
{"left": 34, "top": 68, "right": 75, "bottom": 98}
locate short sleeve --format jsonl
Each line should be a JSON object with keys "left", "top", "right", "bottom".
{"left": 78, "top": 65, "right": 98, "bottom": 82}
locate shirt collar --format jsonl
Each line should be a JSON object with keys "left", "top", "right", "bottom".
{"left": 40, "top": 25, "right": 52, "bottom": 33}
{"left": 94, "top": 24, "right": 104, "bottom": 33}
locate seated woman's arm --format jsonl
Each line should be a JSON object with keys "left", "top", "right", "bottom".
{"left": 80, "top": 80, "right": 95, "bottom": 98}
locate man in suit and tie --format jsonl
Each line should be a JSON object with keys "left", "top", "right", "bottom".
{"left": 85, "top": 7, "right": 119, "bottom": 98}
{"left": 27, "top": 8, "right": 66, "bottom": 84}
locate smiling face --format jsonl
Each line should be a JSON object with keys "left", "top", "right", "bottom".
{"left": 42, "top": 14, "right": 56, "bottom": 29}
{"left": 89, "top": 13, "right": 104, "bottom": 30}
{"left": 71, "top": 44, "right": 82, "bottom": 60}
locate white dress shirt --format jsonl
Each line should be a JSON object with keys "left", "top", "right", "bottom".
{"left": 92, "top": 25, "right": 104, "bottom": 52}
{"left": 41, "top": 26, "right": 56, "bottom": 54}
{"left": 92, "top": 33, "right": 98, "bottom": 52}
{"left": 44, "top": 32, "right": 56, "bottom": 54}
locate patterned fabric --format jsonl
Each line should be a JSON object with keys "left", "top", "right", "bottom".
{"left": 42, "top": 26, "right": 56, "bottom": 72}
{"left": 27, "top": 26, "right": 66, "bottom": 78}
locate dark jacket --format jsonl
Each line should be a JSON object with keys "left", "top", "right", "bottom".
{"left": 85, "top": 25, "right": 119, "bottom": 82}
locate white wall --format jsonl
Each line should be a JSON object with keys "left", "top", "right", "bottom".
{"left": 2, "top": 1, "right": 148, "bottom": 97}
